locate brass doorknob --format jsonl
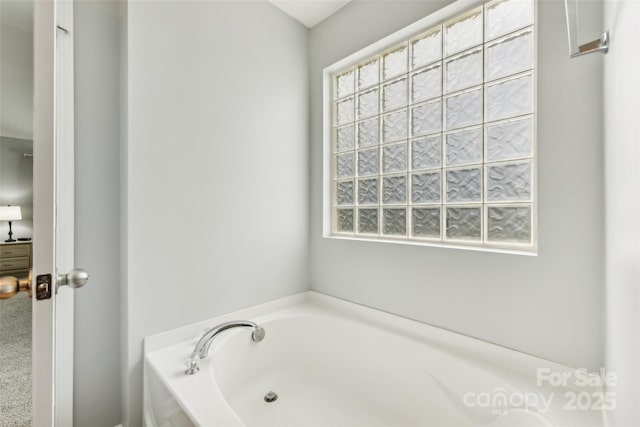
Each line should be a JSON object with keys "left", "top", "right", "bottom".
{"left": 0, "top": 271, "right": 33, "bottom": 299}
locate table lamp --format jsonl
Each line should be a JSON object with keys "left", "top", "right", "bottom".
{"left": 0, "top": 205, "right": 22, "bottom": 242}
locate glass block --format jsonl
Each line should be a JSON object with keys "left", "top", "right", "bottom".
{"left": 485, "top": 0, "right": 534, "bottom": 41}
{"left": 412, "top": 136, "right": 442, "bottom": 170}
{"left": 358, "top": 58, "right": 379, "bottom": 90}
{"left": 383, "top": 45, "right": 407, "bottom": 80}
{"left": 486, "top": 74, "right": 533, "bottom": 122}
{"left": 487, "top": 117, "right": 533, "bottom": 161}
{"left": 357, "top": 118, "right": 379, "bottom": 148}
{"left": 486, "top": 29, "right": 534, "bottom": 81}
{"left": 445, "top": 47, "right": 483, "bottom": 93}
{"left": 446, "top": 207, "right": 481, "bottom": 240}
{"left": 412, "top": 208, "right": 441, "bottom": 238}
{"left": 358, "top": 208, "right": 379, "bottom": 234}
{"left": 411, "top": 172, "right": 441, "bottom": 203}
{"left": 383, "top": 208, "right": 407, "bottom": 236}
{"left": 335, "top": 125, "right": 354, "bottom": 152}
{"left": 486, "top": 161, "right": 531, "bottom": 201}
{"left": 487, "top": 205, "right": 532, "bottom": 243}
{"left": 336, "top": 153, "right": 354, "bottom": 178}
{"left": 446, "top": 167, "right": 481, "bottom": 202}
{"left": 411, "top": 28, "right": 442, "bottom": 69}
{"left": 382, "top": 110, "right": 408, "bottom": 143}
{"left": 336, "top": 180, "right": 354, "bottom": 205}
{"left": 357, "top": 149, "right": 379, "bottom": 176}
{"left": 411, "top": 100, "right": 442, "bottom": 137}
{"left": 446, "top": 127, "right": 483, "bottom": 166}
{"left": 383, "top": 78, "right": 408, "bottom": 112}
{"left": 336, "top": 97, "right": 354, "bottom": 125}
{"left": 358, "top": 178, "right": 379, "bottom": 205}
{"left": 445, "top": 88, "right": 482, "bottom": 130}
{"left": 411, "top": 64, "right": 442, "bottom": 103}
{"left": 337, "top": 208, "right": 354, "bottom": 232}
{"left": 357, "top": 88, "right": 379, "bottom": 119}
{"left": 336, "top": 69, "right": 354, "bottom": 98}
{"left": 444, "top": 8, "right": 483, "bottom": 57}
{"left": 383, "top": 143, "right": 408, "bottom": 173}
{"left": 383, "top": 175, "right": 407, "bottom": 204}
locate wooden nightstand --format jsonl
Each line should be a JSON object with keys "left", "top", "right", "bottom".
{"left": 0, "top": 242, "right": 32, "bottom": 277}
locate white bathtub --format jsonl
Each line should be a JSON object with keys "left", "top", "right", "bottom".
{"left": 144, "top": 292, "right": 608, "bottom": 427}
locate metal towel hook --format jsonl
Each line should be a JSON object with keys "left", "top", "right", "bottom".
{"left": 564, "top": 0, "right": 609, "bottom": 58}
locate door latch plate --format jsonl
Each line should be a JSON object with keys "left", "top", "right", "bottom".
{"left": 36, "top": 274, "right": 52, "bottom": 300}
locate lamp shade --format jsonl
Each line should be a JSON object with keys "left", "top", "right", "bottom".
{"left": 0, "top": 206, "right": 22, "bottom": 221}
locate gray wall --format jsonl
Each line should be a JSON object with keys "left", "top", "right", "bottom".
{"left": 0, "top": 136, "right": 33, "bottom": 239}
{"left": 123, "top": 2, "right": 309, "bottom": 425}
{"left": 0, "top": 20, "right": 34, "bottom": 239}
{"left": 309, "top": 0, "right": 605, "bottom": 370}
{"left": 74, "top": 2, "right": 122, "bottom": 426}
{"left": 603, "top": 0, "right": 640, "bottom": 425}
{"left": 0, "top": 22, "right": 33, "bottom": 140}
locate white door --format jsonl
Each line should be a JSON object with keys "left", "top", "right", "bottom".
{"left": 33, "top": 0, "right": 84, "bottom": 425}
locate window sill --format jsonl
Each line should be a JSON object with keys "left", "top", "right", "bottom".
{"left": 323, "top": 233, "right": 538, "bottom": 256}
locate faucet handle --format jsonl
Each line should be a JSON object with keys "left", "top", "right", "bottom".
{"left": 185, "top": 353, "right": 200, "bottom": 375}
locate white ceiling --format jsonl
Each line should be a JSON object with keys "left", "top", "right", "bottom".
{"left": 0, "top": 0, "right": 33, "bottom": 32}
{"left": 268, "top": 0, "right": 352, "bottom": 28}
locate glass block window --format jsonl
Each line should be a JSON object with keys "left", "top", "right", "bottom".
{"left": 328, "top": 0, "right": 536, "bottom": 252}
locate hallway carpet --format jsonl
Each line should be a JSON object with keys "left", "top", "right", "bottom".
{"left": 0, "top": 291, "right": 32, "bottom": 427}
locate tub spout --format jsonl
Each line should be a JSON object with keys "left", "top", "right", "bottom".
{"left": 185, "top": 320, "right": 265, "bottom": 375}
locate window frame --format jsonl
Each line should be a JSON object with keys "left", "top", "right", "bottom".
{"left": 322, "top": 0, "right": 538, "bottom": 255}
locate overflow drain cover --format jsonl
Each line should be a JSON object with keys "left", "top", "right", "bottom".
{"left": 264, "top": 391, "right": 278, "bottom": 403}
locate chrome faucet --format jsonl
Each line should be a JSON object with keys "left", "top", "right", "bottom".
{"left": 185, "top": 320, "right": 265, "bottom": 375}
